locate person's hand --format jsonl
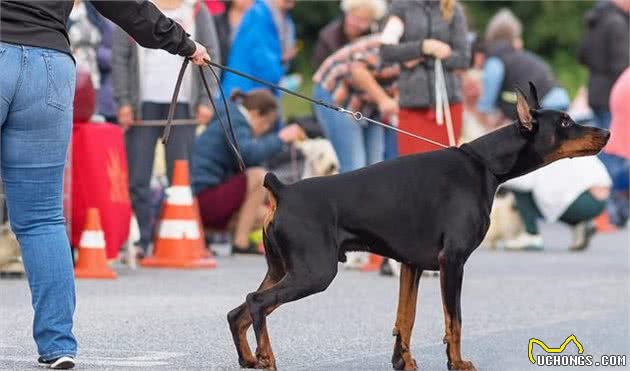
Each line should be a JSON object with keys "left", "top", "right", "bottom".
{"left": 378, "top": 96, "right": 399, "bottom": 118}
{"left": 278, "top": 124, "right": 306, "bottom": 143}
{"left": 196, "top": 105, "right": 213, "bottom": 125}
{"left": 190, "top": 40, "right": 211, "bottom": 66}
{"left": 422, "top": 39, "right": 452, "bottom": 60}
{"left": 117, "top": 105, "right": 134, "bottom": 130}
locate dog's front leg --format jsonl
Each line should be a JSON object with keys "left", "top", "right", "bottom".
{"left": 391, "top": 263, "right": 422, "bottom": 370}
{"left": 438, "top": 251, "right": 476, "bottom": 371}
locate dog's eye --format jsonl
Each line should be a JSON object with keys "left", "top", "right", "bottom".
{"left": 561, "top": 120, "right": 571, "bottom": 128}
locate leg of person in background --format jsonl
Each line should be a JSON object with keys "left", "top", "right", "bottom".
{"left": 505, "top": 191, "right": 544, "bottom": 251}
{"left": 363, "top": 122, "right": 385, "bottom": 166}
{"left": 598, "top": 152, "right": 630, "bottom": 227}
{"left": 313, "top": 84, "right": 365, "bottom": 173}
{"left": 383, "top": 126, "right": 399, "bottom": 161}
{"left": 0, "top": 44, "right": 77, "bottom": 368}
{"left": 233, "top": 167, "right": 266, "bottom": 253}
{"left": 559, "top": 190, "right": 607, "bottom": 251}
{"left": 162, "top": 103, "right": 195, "bottom": 183}
{"left": 591, "top": 109, "right": 612, "bottom": 130}
{"left": 125, "top": 103, "right": 162, "bottom": 255}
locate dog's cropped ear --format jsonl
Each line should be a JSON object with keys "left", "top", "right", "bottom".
{"left": 515, "top": 88, "right": 534, "bottom": 132}
{"left": 528, "top": 81, "right": 541, "bottom": 109}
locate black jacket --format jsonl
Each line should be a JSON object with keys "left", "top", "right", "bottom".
{"left": 0, "top": 0, "right": 195, "bottom": 58}
{"left": 578, "top": 1, "right": 630, "bottom": 110}
{"left": 486, "top": 41, "right": 558, "bottom": 120}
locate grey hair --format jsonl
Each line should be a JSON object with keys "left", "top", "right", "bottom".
{"left": 485, "top": 8, "right": 522, "bottom": 44}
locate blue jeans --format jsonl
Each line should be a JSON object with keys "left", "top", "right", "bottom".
{"left": 591, "top": 108, "right": 612, "bottom": 130}
{"left": 313, "top": 85, "right": 384, "bottom": 172}
{"left": 126, "top": 102, "right": 194, "bottom": 249}
{"left": 0, "top": 43, "right": 77, "bottom": 359}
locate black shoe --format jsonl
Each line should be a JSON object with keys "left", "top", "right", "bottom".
{"left": 380, "top": 258, "right": 394, "bottom": 276}
{"left": 232, "top": 242, "right": 262, "bottom": 255}
{"left": 38, "top": 356, "right": 75, "bottom": 369}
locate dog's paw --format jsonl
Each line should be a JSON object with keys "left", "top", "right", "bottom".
{"left": 254, "top": 354, "right": 276, "bottom": 371}
{"left": 392, "top": 354, "right": 417, "bottom": 370}
{"left": 447, "top": 360, "right": 476, "bottom": 371}
{"left": 238, "top": 356, "right": 258, "bottom": 369}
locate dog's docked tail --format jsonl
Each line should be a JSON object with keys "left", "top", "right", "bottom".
{"left": 263, "top": 173, "right": 286, "bottom": 200}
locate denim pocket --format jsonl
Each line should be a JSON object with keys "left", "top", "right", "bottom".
{"left": 43, "top": 52, "right": 76, "bottom": 111}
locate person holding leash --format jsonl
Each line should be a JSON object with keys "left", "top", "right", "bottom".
{"left": 0, "top": 1, "right": 210, "bottom": 369}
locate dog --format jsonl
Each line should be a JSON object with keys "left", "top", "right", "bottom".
{"left": 226, "top": 83, "right": 610, "bottom": 371}
{"left": 295, "top": 139, "right": 339, "bottom": 179}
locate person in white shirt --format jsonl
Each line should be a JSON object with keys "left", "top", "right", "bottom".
{"left": 503, "top": 156, "right": 612, "bottom": 251}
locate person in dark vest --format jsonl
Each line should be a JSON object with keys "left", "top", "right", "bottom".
{"left": 578, "top": 0, "right": 630, "bottom": 130}
{"left": 476, "top": 9, "right": 570, "bottom": 126}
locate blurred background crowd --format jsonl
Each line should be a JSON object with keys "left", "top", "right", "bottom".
{"left": 1, "top": 0, "right": 628, "bottom": 277}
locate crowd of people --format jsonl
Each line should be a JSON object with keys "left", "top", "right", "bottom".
{"left": 3, "top": 0, "right": 629, "bottom": 271}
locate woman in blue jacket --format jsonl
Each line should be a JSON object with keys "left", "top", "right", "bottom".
{"left": 191, "top": 89, "right": 304, "bottom": 253}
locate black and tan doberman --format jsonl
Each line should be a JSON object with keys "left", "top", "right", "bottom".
{"left": 227, "top": 83, "right": 610, "bottom": 371}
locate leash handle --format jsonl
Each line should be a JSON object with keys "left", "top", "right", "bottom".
{"left": 198, "top": 64, "right": 246, "bottom": 171}
{"left": 162, "top": 57, "right": 245, "bottom": 172}
{"left": 161, "top": 58, "right": 190, "bottom": 144}
{"left": 435, "top": 60, "right": 456, "bottom": 147}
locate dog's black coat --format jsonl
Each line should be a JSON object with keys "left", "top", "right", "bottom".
{"left": 228, "top": 84, "right": 610, "bottom": 371}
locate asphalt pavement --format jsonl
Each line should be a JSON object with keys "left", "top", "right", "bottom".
{"left": 1, "top": 223, "right": 628, "bottom": 371}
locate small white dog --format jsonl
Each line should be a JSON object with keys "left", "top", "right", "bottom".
{"left": 481, "top": 191, "right": 525, "bottom": 249}
{"left": 295, "top": 138, "right": 340, "bottom": 179}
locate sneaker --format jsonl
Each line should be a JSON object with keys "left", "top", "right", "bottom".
{"left": 232, "top": 242, "right": 263, "bottom": 255}
{"left": 38, "top": 356, "right": 75, "bottom": 369}
{"left": 504, "top": 232, "right": 544, "bottom": 251}
{"left": 569, "top": 222, "right": 596, "bottom": 251}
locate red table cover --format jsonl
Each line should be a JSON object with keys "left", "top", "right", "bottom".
{"left": 71, "top": 123, "right": 131, "bottom": 259}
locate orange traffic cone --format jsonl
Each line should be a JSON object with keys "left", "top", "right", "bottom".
{"left": 141, "top": 160, "right": 216, "bottom": 269}
{"left": 360, "top": 253, "right": 383, "bottom": 272}
{"left": 594, "top": 211, "right": 616, "bottom": 233}
{"left": 74, "top": 208, "right": 116, "bottom": 279}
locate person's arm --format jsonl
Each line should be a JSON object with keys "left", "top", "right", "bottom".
{"left": 236, "top": 124, "right": 284, "bottom": 166}
{"left": 442, "top": 5, "right": 470, "bottom": 70}
{"left": 349, "top": 62, "right": 398, "bottom": 118}
{"left": 111, "top": 27, "right": 133, "bottom": 110}
{"left": 111, "top": 27, "right": 135, "bottom": 128}
{"left": 476, "top": 57, "right": 506, "bottom": 127}
{"left": 89, "top": 0, "right": 195, "bottom": 57}
{"left": 313, "top": 32, "right": 332, "bottom": 70}
{"left": 606, "top": 16, "right": 630, "bottom": 79}
{"left": 380, "top": 15, "right": 425, "bottom": 64}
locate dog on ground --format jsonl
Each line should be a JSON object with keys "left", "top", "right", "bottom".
{"left": 227, "top": 83, "right": 610, "bottom": 371}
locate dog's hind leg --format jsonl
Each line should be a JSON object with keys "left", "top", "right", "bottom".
{"left": 391, "top": 263, "right": 422, "bottom": 370}
{"left": 246, "top": 262, "right": 337, "bottom": 370}
{"left": 228, "top": 233, "right": 286, "bottom": 368}
{"left": 227, "top": 271, "right": 282, "bottom": 368}
{"left": 438, "top": 249, "right": 477, "bottom": 371}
